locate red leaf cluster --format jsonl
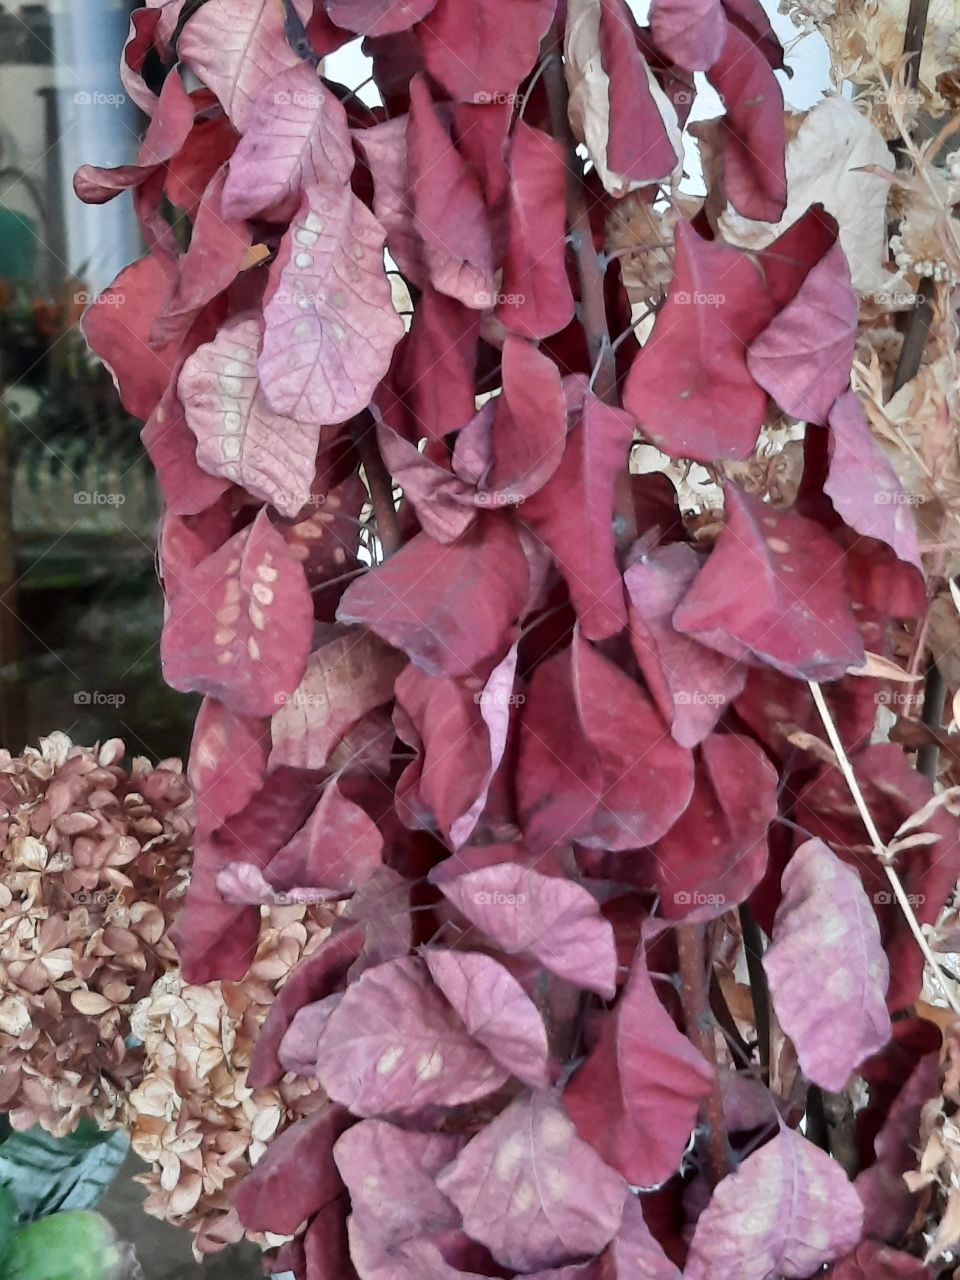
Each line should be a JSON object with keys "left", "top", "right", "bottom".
{"left": 77, "top": 2, "right": 948, "bottom": 1277}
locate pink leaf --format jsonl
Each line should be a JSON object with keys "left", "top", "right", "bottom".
{"left": 408, "top": 76, "right": 495, "bottom": 310}
{"left": 521, "top": 379, "right": 634, "bottom": 641}
{"left": 709, "top": 24, "right": 786, "bottom": 222}
{"left": 179, "top": 313, "right": 324, "bottom": 516}
{"left": 232, "top": 1104, "right": 351, "bottom": 1235}
{"left": 517, "top": 640, "right": 695, "bottom": 853}
{"left": 437, "top": 862, "right": 618, "bottom": 998}
{"left": 763, "top": 839, "right": 891, "bottom": 1091}
{"left": 269, "top": 626, "right": 403, "bottom": 771}
{"left": 497, "top": 122, "right": 575, "bottom": 339}
{"left": 673, "top": 482, "right": 864, "bottom": 681}
{"left": 142, "top": 377, "right": 232, "bottom": 515}
{"left": 315, "top": 956, "right": 508, "bottom": 1116}
{"left": 649, "top": 0, "right": 727, "bottom": 70}
{"left": 81, "top": 251, "right": 179, "bottom": 421}
{"left": 825, "top": 392, "right": 922, "bottom": 572}
{"left": 188, "top": 696, "right": 269, "bottom": 841}
{"left": 161, "top": 509, "right": 314, "bottom": 716}
{"left": 267, "top": 778, "right": 384, "bottom": 893}
{"left": 337, "top": 519, "right": 529, "bottom": 678}
{"left": 684, "top": 1128, "right": 864, "bottom": 1280}
{"left": 376, "top": 425, "right": 477, "bottom": 544}
{"left": 151, "top": 165, "right": 253, "bottom": 346}
{"left": 354, "top": 116, "right": 424, "bottom": 287}
{"left": 248, "top": 925, "right": 365, "bottom": 1088}
{"left": 747, "top": 242, "right": 858, "bottom": 424}
{"left": 483, "top": 337, "right": 567, "bottom": 502}
{"left": 424, "top": 949, "right": 551, "bottom": 1089}
{"left": 384, "top": 286, "right": 480, "bottom": 442}
{"left": 649, "top": 733, "right": 778, "bottom": 919}
{"left": 334, "top": 1121, "right": 462, "bottom": 1252}
{"left": 326, "top": 0, "right": 438, "bottom": 36}
{"left": 604, "top": 1195, "right": 682, "bottom": 1279}
{"left": 258, "top": 184, "right": 403, "bottom": 423}
{"left": 622, "top": 221, "right": 773, "bottom": 461}
{"left": 178, "top": 0, "right": 312, "bottom": 130}
{"left": 574, "top": 634, "right": 694, "bottom": 849}
{"left": 74, "top": 69, "right": 195, "bottom": 203}
{"left": 600, "top": 0, "right": 681, "bottom": 186}
{"left": 436, "top": 1091, "right": 627, "bottom": 1272}
{"left": 221, "top": 64, "right": 353, "bottom": 221}
{"left": 625, "top": 542, "right": 747, "bottom": 747}
{"left": 565, "top": 949, "right": 713, "bottom": 1186}
{"left": 420, "top": 0, "right": 556, "bottom": 103}
{"left": 278, "top": 993, "right": 341, "bottom": 1076}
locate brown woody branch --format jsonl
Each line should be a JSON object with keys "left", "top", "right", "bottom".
{"left": 677, "top": 924, "right": 730, "bottom": 1187}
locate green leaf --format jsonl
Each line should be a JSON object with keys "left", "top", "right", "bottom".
{"left": 0, "top": 1183, "right": 17, "bottom": 1269}
{"left": 0, "top": 1126, "right": 128, "bottom": 1223}
{"left": 2, "top": 1210, "right": 126, "bottom": 1280}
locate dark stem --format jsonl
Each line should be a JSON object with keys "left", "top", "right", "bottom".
{"left": 677, "top": 924, "right": 729, "bottom": 1187}
{"left": 917, "top": 657, "right": 946, "bottom": 781}
{"left": 540, "top": 26, "right": 637, "bottom": 547}
{"left": 739, "top": 905, "right": 771, "bottom": 1086}
{"left": 353, "top": 415, "right": 401, "bottom": 559}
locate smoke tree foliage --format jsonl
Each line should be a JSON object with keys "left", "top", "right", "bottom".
{"left": 75, "top": 0, "right": 960, "bottom": 1276}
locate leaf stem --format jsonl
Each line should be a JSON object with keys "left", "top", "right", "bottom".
{"left": 353, "top": 414, "right": 401, "bottom": 559}
{"left": 739, "top": 904, "right": 772, "bottom": 1085}
{"left": 677, "top": 924, "right": 729, "bottom": 1186}
{"left": 808, "top": 681, "right": 960, "bottom": 1015}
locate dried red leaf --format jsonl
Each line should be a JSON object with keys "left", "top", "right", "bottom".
{"left": 565, "top": 949, "right": 713, "bottom": 1185}
{"left": 436, "top": 1091, "right": 627, "bottom": 1272}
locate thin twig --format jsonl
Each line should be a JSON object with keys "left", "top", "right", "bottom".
{"left": 677, "top": 924, "right": 730, "bottom": 1186}
{"left": 352, "top": 416, "right": 401, "bottom": 559}
{"left": 739, "top": 904, "right": 772, "bottom": 1085}
{"left": 808, "top": 682, "right": 960, "bottom": 1015}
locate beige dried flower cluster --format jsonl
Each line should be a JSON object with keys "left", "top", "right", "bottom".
{"left": 125, "top": 907, "right": 329, "bottom": 1258}
{"left": 0, "top": 732, "right": 191, "bottom": 1136}
{"left": 0, "top": 732, "right": 333, "bottom": 1261}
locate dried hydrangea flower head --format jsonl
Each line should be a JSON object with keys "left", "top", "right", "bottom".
{"left": 126, "top": 907, "right": 329, "bottom": 1258}
{"left": 0, "top": 734, "right": 192, "bottom": 1136}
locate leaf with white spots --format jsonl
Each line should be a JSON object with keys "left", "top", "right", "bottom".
{"left": 436, "top": 1091, "right": 627, "bottom": 1272}
{"left": 763, "top": 838, "right": 891, "bottom": 1092}
{"left": 334, "top": 1120, "right": 462, "bottom": 1252}
{"left": 314, "top": 956, "right": 508, "bottom": 1117}
{"left": 437, "top": 863, "right": 617, "bottom": 999}
{"left": 179, "top": 313, "right": 325, "bottom": 518}
{"left": 684, "top": 1128, "right": 864, "bottom": 1280}
{"left": 221, "top": 63, "right": 353, "bottom": 221}
{"left": 269, "top": 625, "right": 404, "bottom": 772}
{"left": 424, "top": 949, "right": 552, "bottom": 1090}
{"left": 258, "top": 183, "right": 404, "bottom": 424}
{"left": 178, "top": 0, "right": 312, "bottom": 131}
{"left": 161, "top": 509, "right": 314, "bottom": 717}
